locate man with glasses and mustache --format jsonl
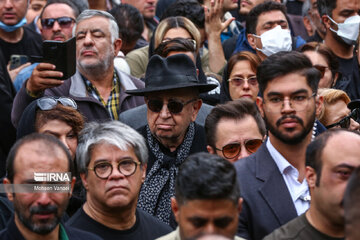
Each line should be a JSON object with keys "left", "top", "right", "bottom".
{"left": 66, "top": 121, "right": 171, "bottom": 239}
{"left": 12, "top": 9, "right": 145, "bottom": 127}
{"left": 235, "top": 51, "right": 323, "bottom": 240}
{"left": 1, "top": 133, "right": 101, "bottom": 240}
{"left": 126, "top": 54, "right": 217, "bottom": 227}
{"left": 205, "top": 98, "right": 266, "bottom": 163}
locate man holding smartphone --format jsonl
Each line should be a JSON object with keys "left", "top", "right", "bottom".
{"left": 12, "top": 9, "right": 145, "bottom": 126}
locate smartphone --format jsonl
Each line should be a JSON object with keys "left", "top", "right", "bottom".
{"left": 10, "top": 55, "right": 28, "bottom": 70}
{"left": 42, "top": 37, "right": 76, "bottom": 80}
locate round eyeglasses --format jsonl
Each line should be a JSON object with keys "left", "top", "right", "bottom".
{"left": 88, "top": 160, "right": 141, "bottom": 179}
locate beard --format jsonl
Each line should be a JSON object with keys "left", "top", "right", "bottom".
{"left": 264, "top": 112, "right": 316, "bottom": 145}
{"left": 13, "top": 196, "right": 68, "bottom": 235}
{"left": 77, "top": 46, "right": 113, "bottom": 77}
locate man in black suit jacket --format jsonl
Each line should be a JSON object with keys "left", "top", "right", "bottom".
{"left": 234, "top": 51, "right": 323, "bottom": 240}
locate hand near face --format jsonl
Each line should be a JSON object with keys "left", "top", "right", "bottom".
{"left": 204, "top": 0, "right": 234, "bottom": 37}
{"left": 26, "top": 63, "right": 64, "bottom": 94}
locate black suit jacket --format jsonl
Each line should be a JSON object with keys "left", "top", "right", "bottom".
{"left": 234, "top": 143, "right": 298, "bottom": 240}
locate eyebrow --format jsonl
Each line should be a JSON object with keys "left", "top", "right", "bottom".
{"left": 262, "top": 19, "right": 287, "bottom": 27}
{"left": 334, "top": 164, "right": 356, "bottom": 171}
{"left": 76, "top": 28, "right": 105, "bottom": 36}
{"left": 266, "top": 89, "right": 309, "bottom": 97}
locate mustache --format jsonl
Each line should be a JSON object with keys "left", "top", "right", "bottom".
{"left": 276, "top": 115, "right": 304, "bottom": 127}
{"left": 29, "top": 205, "right": 58, "bottom": 215}
{"left": 51, "top": 33, "right": 65, "bottom": 40}
{"left": 80, "top": 47, "right": 98, "bottom": 55}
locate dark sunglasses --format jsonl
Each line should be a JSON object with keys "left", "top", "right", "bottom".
{"left": 37, "top": 97, "right": 77, "bottom": 111}
{"left": 215, "top": 139, "right": 263, "bottom": 160}
{"left": 313, "top": 65, "right": 328, "bottom": 78}
{"left": 326, "top": 108, "right": 360, "bottom": 129}
{"left": 147, "top": 98, "right": 198, "bottom": 114}
{"left": 41, "top": 17, "right": 75, "bottom": 29}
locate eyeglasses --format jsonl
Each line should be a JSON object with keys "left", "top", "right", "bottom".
{"left": 147, "top": 98, "right": 198, "bottom": 114}
{"left": 314, "top": 65, "right": 328, "bottom": 78}
{"left": 228, "top": 76, "right": 258, "bottom": 86}
{"left": 37, "top": 97, "right": 77, "bottom": 110}
{"left": 215, "top": 139, "right": 263, "bottom": 160}
{"left": 325, "top": 108, "right": 360, "bottom": 129}
{"left": 263, "top": 93, "right": 316, "bottom": 112}
{"left": 88, "top": 160, "right": 141, "bottom": 179}
{"left": 41, "top": 17, "right": 75, "bottom": 29}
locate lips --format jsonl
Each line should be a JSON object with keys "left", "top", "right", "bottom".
{"left": 81, "top": 49, "right": 97, "bottom": 56}
{"left": 241, "top": 0, "right": 252, "bottom": 6}
{"left": 280, "top": 118, "right": 299, "bottom": 128}
{"left": 156, "top": 124, "right": 174, "bottom": 130}
{"left": 106, "top": 185, "right": 128, "bottom": 194}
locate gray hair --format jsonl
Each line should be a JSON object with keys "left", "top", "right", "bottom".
{"left": 73, "top": 9, "right": 119, "bottom": 43}
{"left": 302, "top": 0, "right": 311, "bottom": 17}
{"left": 76, "top": 121, "right": 148, "bottom": 174}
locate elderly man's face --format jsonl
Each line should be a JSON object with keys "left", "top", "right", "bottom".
{"left": 146, "top": 88, "right": 202, "bottom": 150}
{"left": 0, "top": 0, "right": 27, "bottom": 26}
{"left": 82, "top": 143, "right": 146, "bottom": 209}
{"left": 75, "top": 16, "right": 119, "bottom": 74}
{"left": 40, "top": 3, "right": 76, "bottom": 41}
{"left": 5, "top": 141, "right": 73, "bottom": 235}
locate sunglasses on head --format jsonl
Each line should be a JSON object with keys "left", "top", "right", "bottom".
{"left": 313, "top": 65, "right": 328, "bottom": 78}
{"left": 41, "top": 17, "right": 75, "bottom": 29}
{"left": 147, "top": 98, "right": 198, "bottom": 114}
{"left": 325, "top": 108, "right": 360, "bottom": 129}
{"left": 215, "top": 139, "right": 263, "bottom": 160}
{"left": 37, "top": 97, "right": 77, "bottom": 111}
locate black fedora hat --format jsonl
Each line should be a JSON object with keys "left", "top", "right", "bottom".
{"left": 126, "top": 54, "right": 217, "bottom": 96}
{"left": 348, "top": 99, "right": 360, "bottom": 110}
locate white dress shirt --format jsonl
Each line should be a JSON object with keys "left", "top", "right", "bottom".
{"left": 266, "top": 138, "right": 310, "bottom": 215}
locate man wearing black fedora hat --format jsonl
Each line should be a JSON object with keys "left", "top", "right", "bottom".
{"left": 126, "top": 54, "right": 217, "bottom": 227}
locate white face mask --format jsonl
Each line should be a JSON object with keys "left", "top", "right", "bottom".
{"left": 328, "top": 15, "right": 360, "bottom": 46}
{"left": 252, "top": 25, "right": 292, "bottom": 56}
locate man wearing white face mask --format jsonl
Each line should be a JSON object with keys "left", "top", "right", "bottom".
{"left": 246, "top": 1, "right": 306, "bottom": 61}
{"left": 318, "top": 0, "right": 360, "bottom": 100}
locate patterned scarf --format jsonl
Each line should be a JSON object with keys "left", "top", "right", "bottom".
{"left": 138, "top": 123, "right": 195, "bottom": 224}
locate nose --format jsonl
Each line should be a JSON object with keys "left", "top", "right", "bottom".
{"left": 281, "top": 98, "right": 295, "bottom": 114}
{"left": 4, "top": 0, "right": 13, "bottom": 8}
{"left": 36, "top": 192, "right": 52, "bottom": 206}
{"left": 108, "top": 164, "right": 125, "bottom": 180}
{"left": 52, "top": 20, "right": 61, "bottom": 32}
{"left": 242, "top": 80, "right": 250, "bottom": 90}
{"left": 203, "top": 223, "right": 216, "bottom": 235}
{"left": 84, "top": 32, "right": 94, "bottom": 46}
{"left": 159, "top": 103, "right": 171, "bottom": 119}
{"left": 238, "top": 144, "right": 250, "bottom": 160}
{"left": 349, "top": 118, "right": 360, "bottom": 131}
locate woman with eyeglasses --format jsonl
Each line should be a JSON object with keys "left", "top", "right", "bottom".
{"left": 317, "top": 88, "right": 360, "bottom": 131}
{"left": 220, "top": 51, "right": 261, "bottom": 103}
{"left": 298, "top": 42, "right": 339, "bottom": 88}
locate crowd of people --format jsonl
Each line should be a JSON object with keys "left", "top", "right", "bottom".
{"left": 0, "top": 0, "right": 359, "bottom": 239}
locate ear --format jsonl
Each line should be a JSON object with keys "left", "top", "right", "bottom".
{"left": 237, "top": 198, "right": 243, "bottom": 214}
{"left": 306, "top": 166, "right": 317, "bottom": 189}
{"left": 190, "top": 99, "right": 202, "bottom": 122}
{"left": 80, "top": 173, "right": 89, "bottom": 191}
{"left": 207, "top": 145, "right": 216, "bottom": 154}
{"left": 256, "top": 96, "right": 265, "bottom": 118}
{"left": 69, "top": 176, "right": 76, "bottom": 197}
{"left": 171, "top": 197, "right": 180, "bottom": 223}
{"left": 315, "top": 95, "right": 323, "bottom": 117}
{"left": 113, "top": 38, "right": 122, "bottom": 56}
{"left": 3, "top": 178, "right": 13, "bottom": 202}
{"left": 322, "top": 15, "right": 331, "bottom": 30}
{"left": 247, "top": 33, "right": 257, "bottom": 50}
{"left": 141, "top": 163, "right": 147, "bottom": 183}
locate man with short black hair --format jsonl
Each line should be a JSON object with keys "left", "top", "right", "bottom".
{"left": 205, "top": 98, "right": 266, "bottom": 162}
{"left": 265, "top": 129, "right": 360, "bottom": 239}
{"left": 157, "top": 152, "right": 244, "bottom": 240}
{"left": 235, "top": 51, "right": 323, "bottom": 240}
{"left": 67, "top": 121, "right": 172, "bottom": 239}
{"left": 126, "top": 54, "right": 217, "bottom": 226}
{"left": 317, "top": 0, "right": 360, "bottom": 100}
{"left": 1, "top": 133, "right": 101, "bottom": 240}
